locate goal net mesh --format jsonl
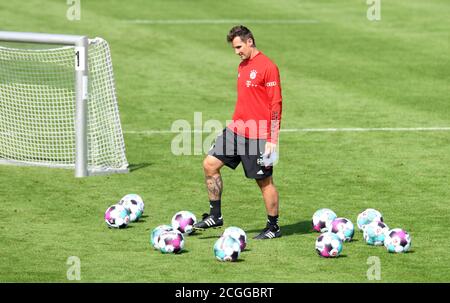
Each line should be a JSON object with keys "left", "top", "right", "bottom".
{"left": 0, "top": 38, "right": 128, "bottom": 173}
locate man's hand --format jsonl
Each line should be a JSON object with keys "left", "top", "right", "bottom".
{"left": 263, "top": 142, "right": 277, "bottom": 167}
{"left": 264, "top": 142, "right": 277, "bottom": 156}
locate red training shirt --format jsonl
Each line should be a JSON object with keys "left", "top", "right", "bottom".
{"left": 227, "top": 51, "right": 282, "bottom": 143}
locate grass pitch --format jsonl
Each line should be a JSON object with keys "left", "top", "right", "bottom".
{"left": 0, "top": 0, "right": 449, "bottom": 282}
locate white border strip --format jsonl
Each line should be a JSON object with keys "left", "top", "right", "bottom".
{"left": 124, "top": 127, "right": 450, "bottom": 135}
{"left": 123, "top": 19, "right": 320, "bottom": 25}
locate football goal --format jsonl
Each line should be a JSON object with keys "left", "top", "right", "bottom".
{"left": 0, "top": 31, "right": 128, "bottom": 177}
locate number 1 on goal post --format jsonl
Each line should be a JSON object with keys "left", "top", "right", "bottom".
{"left": 75, "top": 39, "right": 89, "bottom": 177}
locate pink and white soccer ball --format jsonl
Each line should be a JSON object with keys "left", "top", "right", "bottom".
{"left": 150, "top": 225, "right": 173, "bottom": 250}
{"left": 119, "top": 194, "right": 144, "bottom": 222}
{"left": 315, "top": 232, "right": 343, "bottom": 258}
{"left": 384, "top": 228, "right": 412, "bottom": 253}
{"left": 312, "top": 208, "right": 337, "bottom": 232}
{"left": 326, "top": 217, "right": 355, "bottom": 242}
{"left": 222, "top": 226, "right": 247, "bottom": 251}
{"left": 158, "top": 230, "right": 185, "bottom": 254}
{"left": 214, "top": 235, "right": 241, "bottom": 262}
{"left": 171, "top": 211, "right": 197, "bottom": 235}
{"left": 104, "top": 204, "right": 130, "bottom": 228}
{"left": 357, "top": 208, "right": 383, "bottom": 231}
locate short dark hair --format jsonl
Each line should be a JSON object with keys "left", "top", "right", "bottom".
{"left": 226, "top": 25, "right": 256, "bottom": 46}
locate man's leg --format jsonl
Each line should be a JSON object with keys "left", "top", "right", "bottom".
{"left": 256, "top": 176, "right": 279, "bottom": 216}
{"left": 203, "top": 155, "right": 224, "bottom": 202}
{"left": 254, "top": 176, "right": 281, "bottom": 239}
{"left": 194, "top": 155, "right": 225, "bottom": 229}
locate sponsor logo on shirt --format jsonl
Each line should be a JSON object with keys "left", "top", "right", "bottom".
{"left": 265, "top": 81, "right": 277, "bottom": 87}
{"left": 246, "top": 80, "right": 259, "bottom": 88}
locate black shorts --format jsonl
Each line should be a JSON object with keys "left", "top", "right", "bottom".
{"left": 208, "top": 128, "right": 273, "bottom": 180}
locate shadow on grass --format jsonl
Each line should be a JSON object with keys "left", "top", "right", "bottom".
{"left": 232, "top": 258, "right": 245, "bottom": 263}
{"left": 108, "top": 225, "right": 134, "bottom": 229}
{"left": 134, "top": 215, "right": 148, "bottom": 223}
{"left": 184, "top": 233, "right": 201, "bottom": 238}
{"left": 246, "top": 220, "right": 312, "bottom": 237}
{"left": 394, "top": 250, "right": 415, "bottom": 254}
{"left": 216, "top": 258, "right": 245, "bottom": 263}
{"left": 197, "top": 235, "right": 222, "bottom": 240}
{"left": 317, "top": 253, "right": 348, "bottom": 259}
{"left": 128, "top": 163, "right": 152, "bottom": 172}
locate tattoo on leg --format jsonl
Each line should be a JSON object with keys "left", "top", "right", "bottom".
{"left": 205, "top": 175, "right": 223, "bottom": 201}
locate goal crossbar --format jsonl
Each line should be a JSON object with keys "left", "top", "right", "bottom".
{"left": 0, "top": 31, "right": 87, "bottom": 45}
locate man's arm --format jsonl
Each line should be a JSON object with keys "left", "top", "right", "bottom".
{"left": 265, "top": 64, "right": 282, "bottom": 156}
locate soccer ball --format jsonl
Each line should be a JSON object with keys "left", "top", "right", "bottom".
{"left": 315, "top": 232, "right": 343, "bottom": 258}
{"left": 222, "top": 226, "right": 247, "bottom": 251}
{"left": 357, "top": 208, "right": 383, "bottom": 231}
{"left": 150, "top": 225, "right": 173, "bottom": 250}
{"left": 363, "top": 221, "right": 389, "bottom": 246}
{"left": 119, "top": 194, "right": 144, "bottom": 222}
{"left": 214, "top": 235, "right": 241, "bottom": 262}
{"left": 312, "top": 208, "right": 337, "bottom": 232}
{"left": 171, "top": 211, "right": 197, "bottom": 235}
{"left": 327, "top": 217, "right": 355, "bottom": 242}
{"left": 104, "top": 204, "right": 130, "bottom": 228}
{"left": 158, "top": 230, "right": 185, "bottom": 254}
{"left": 384, "top": 228, "right": 412, "bottom": 253}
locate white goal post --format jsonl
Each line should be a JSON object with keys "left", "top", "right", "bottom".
{"left": 0, "top": 31, "right": 129, "bottom": 177}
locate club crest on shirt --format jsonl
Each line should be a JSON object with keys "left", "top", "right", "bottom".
{"left": 249, "top": 70, "right": 257, "bottom": 80}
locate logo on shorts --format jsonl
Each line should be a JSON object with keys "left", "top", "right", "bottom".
{"left": 250, "top": 70, "right": 257, "bottom": 80}
{"left": 257, "top": 153, "right": 264, "bottom": 166}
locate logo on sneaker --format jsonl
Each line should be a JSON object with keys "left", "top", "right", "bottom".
{"left": 204, "top": 216, "right": 223, "bottom": 227}
{"left": 265, "top": 230, "right": 280, "bottom": 239}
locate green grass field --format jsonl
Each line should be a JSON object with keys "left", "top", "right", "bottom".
{"left": 0, "top": 0, "right": 449, "bottom": 282}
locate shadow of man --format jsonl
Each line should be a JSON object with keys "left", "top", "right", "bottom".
{"left": 246, "top": 220, "right": 312, "bottom": 237}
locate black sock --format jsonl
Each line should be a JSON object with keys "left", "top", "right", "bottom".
{"left": 267, "top": 215, "right": 279, "bottom": 230}
{"left": 209, "top": 200, "right": 221, "bottom": 217}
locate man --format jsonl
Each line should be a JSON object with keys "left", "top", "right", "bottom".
{"left": 193, "top": 25, "right": 283, "bottom": 239}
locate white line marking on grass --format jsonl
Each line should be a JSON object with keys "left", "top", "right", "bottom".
{"left": 123, "top": 19, "right": 320, "bottom": 25}
{"left": 124, "top": 127, "right": 450, "bottom": 135}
